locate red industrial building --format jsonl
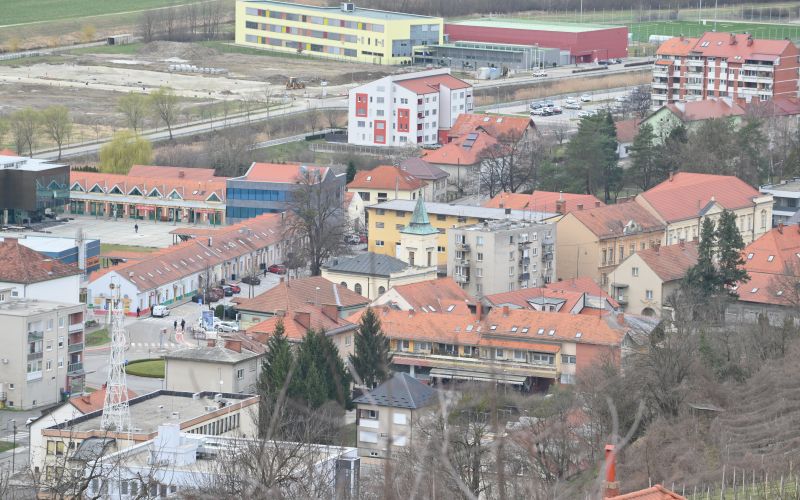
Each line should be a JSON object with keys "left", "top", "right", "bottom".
{"left": 445, "top": 19, "right": 628, "bottom": 63}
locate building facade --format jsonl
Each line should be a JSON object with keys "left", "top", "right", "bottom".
{"left": 165, "top": 338, "right": 264, "bottom": 394}
{"left": 226, "top": 162, "right": 345, "bottom": 224}
{"left": 0, "top": 238, "right": 84, "bottom": 304}
{"left": 447, "top": 219, "right": 556, "bottom": 296}
{"left": 367, "top": 199, "right": 556, "bottom": 268}
{"left": 0, "top": 297, "right": 85, "bottom": 410}
{"left": 321, "top": 252, "right": 437, "bottom": 299}
{"left": 347, "top": 69, "right": 473, "bottom": 147}
{"left": 236, "top": 0, "right": 443, "bottom": 65}
{"left": 0, "top": 155, "right": 69, "bottom": 225}
{"left": 760, "top": 178, "right": 800, "bottom": 227}
{"left": 652, "top": 32, "right": 800, "bottom": 108}
{"left": 69, "top": 166, "right": 227, "bottom": 225}
{"left": 347, "top": 164, "right": 427, "bottom": 207}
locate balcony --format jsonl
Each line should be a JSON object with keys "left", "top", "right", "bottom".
{"left": 518, "top": 272, "right": 530, "bottom": 282}
{"left": 68, "top": 322, "right": 83, "bottom": 333}
{"left": 393, "top": 350, "right": 558, "bottom": 380}
{"left": 743, "top": 64, "right": 773, "bottom": 73}
{"left": 520, "top": 256, "right": 530, "bottom": 266}
{"left": 27, "top": 351, "right": 43, "bottom": 361}
{"left": 27, "top": 330, "right": 43, "bottom": 341}
{"left": 68, "top": 342, "right": 84, "bottom": 354}
{"left": 454, "top": 274, "right": 469, "bottom": 284}
{"left": 686, "top": 59, "right": 705, "bottom": 67}
{"left": 26, "top": 371, "right": 43, "bottom": 382}
{"left": 652, "top": 82, "right": 668, "bottom": 90}
{"left": 67, "top": 362, "right": 83, "bottom": 374}
{"left": 455, "top": 242, "right": 470, "bottom": 252}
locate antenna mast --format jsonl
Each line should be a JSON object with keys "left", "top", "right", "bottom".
{"left": 101, "top": 281, "right": 131, "bottom": 432}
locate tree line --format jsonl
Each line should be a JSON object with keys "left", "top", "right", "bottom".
{"left": 139, "top": 1, "right": 229, "bottom": 43}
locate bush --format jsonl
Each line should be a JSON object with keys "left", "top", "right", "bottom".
{"left": 214, "top": 304, "right": 224, "bottom": 319}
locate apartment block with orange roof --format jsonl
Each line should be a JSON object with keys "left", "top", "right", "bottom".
{"left": 484, "top": 190, "right": 605, "bottom": 216}
{"left": 346, "top": 164, "right": 427, "bottom": 207}
{"left": 652, "top": 32, "right": 799, "bottom": 108}
{"left": 635, "top": 172, "right": 773, "bottom": 246}
{"left": 348, "top": 68, "right": 472, "bottom": 147}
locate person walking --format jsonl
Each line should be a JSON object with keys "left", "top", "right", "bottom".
{"left": 134, "top": 223, "right": 139, "bottom": 234}
{"left": 181, "top": 318, "right": 186, "bottom": 332}
{"left": 136, "top": 306, "right": 140, "bottom": 318}
{"left": 173, "top": 319, "right": 178, "bottom": 332}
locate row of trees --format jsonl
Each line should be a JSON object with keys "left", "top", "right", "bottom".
{"left": 0, "top": 106, "right": 72, "bottom": 159}
{"left": 139, "top": 1, "right": 229, "bottom": 43}
{"left": 117, "top": 87, "right": 180, "bottom": 140}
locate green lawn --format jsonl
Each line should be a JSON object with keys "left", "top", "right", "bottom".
{"left": 628, "top": 20, "right": 800, "bottom": 43}
{"left": 0, "top": 442, "right": 16, "bottom": 453}
{"left": 85, "top": 328, "right": 111, "bottom": 347}
{"left": 125, "top": 359, "right": 165, "bottom": 378}
{"left": 100, "top": 243, "right": 158, "bottom": 254}
{"left": 197, "top": 40, "right": 323, "bottom": 61}
{"left": 1, "top": 0, "right": 215, "bottom": 26}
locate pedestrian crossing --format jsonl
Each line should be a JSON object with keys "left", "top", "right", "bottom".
{"left": 128, "top": 342, "right": 188, "bottom": 351}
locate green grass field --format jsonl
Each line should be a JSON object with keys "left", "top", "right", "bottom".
{"left": 85, "top": 328, "right": 111, "bottom": 347}
{"left": 125, "top": 358, "right": 165, "bottom": 378}
{"left": 1, "top": 0, "right": 211, "bottom": 26}
{"left": 628, "top": 19, "right": 800, "bottom": 43}
{"left": 100, "top": 243, "right": 158, "bottom": 254}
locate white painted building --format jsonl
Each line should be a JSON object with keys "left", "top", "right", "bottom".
{"left": 0, "top": 238, "right": 83, "bottom": 304}
{"left": 348, "top": 68, "right": 473, "bottom": 147}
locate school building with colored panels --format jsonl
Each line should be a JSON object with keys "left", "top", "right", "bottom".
{"left": 68, "top": 166, "right": 227, "bottom": 225}
{"left": 235, "top": 0, "right": 443, "bottom": 65}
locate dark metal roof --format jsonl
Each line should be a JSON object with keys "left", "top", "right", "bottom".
{"left": 325, "top": 252, "right": 408, "bottom": 277}
{"left": 353, "top": 372, "right": 436, "bottom": 409}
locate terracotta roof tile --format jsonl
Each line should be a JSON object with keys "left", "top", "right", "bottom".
{"left": 664, "top": 98, "right": 746, "bottom": 122}
{"left": 0, "top": 239, "right": 82, "bottom": 284}
{"left": 236, "top": 276, "right": 369, "bottom": 314}
{"left": 656, "top": 36, "right": 698, "bottom": 57}
{"left": 547, "top": 277, "right": 620, "bottom": 309}
{"left": 484, "top": 191, "right": 605, "bottom": 213}
{"left": 247, "top": 306, "right": 357, "bottom": 343}
{"left": 448, "top": 113, "right": 532, "bottom": 139}
{"left": 395, "top": 73, "right": 471, "bottom": 95}
{"left": 70, "top": 388, "right": 137, "bottom": 414}
{"left": 570, "top": 201, "right": 665, "bottom": 240}
{"left": 615, "top": 119, "right": 641, "bottom": 143}
{"left": 377, "top": 277, "right": 475, "bottom": 311}
{"left": 238, "top": 162, "right": 329, "bottom": 183}
{"left": 127, "top": 165, "right": 218, "bottom": 180}
{"left": 70, "top": 171, "right": 226, "bottom": 202}
{"left": 422, "top": 129, "right": 496, "bottom": 166}
{"left": 743, "top": 226, "right": 800, "bottom": 274}
{"left": 635, "top": 242, "right": 699, "bottom": 282}
{"left": 484, "top": 288, "right": 585, "bottom": 313}
{"left": 657, "top": 32, "right": 791, "bottom": 62}
{"left": 639, "top": 173, "right": 761, "bottom": 223}
{"left": 347, "top": 165, "right": 427, "bottom": 191}
{"left": 606, "top": 485, "right": 686, "bottom": 500}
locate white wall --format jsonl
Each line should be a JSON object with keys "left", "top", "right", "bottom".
{"left": 0, "top": 275, "right": 81, "bottom": 304}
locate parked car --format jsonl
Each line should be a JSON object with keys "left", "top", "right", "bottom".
{"left": 222, "top": 286, "right": 234, "bottom": 297}
{"left": 551, "top": 105, "right": 562, "bottom": 114}
{"left": 242, "top": 275, "right": 262, "bottom": 285}
{"left": 564, "top": 102, "right": 582, "bottom": 110}
{"left": 228, "top": 283, "right": 241, "bottom": 294}
{"left": 345, "top": 233, "right": 361, "bottom": 245}
{"left": 529, "top": 102, "right": 543, "bottom": 110}
{"left": 215, "top": 320, "right": 239, "bottom": 333}
{"left": 359, "top": 234, "right": 367, "bottom": 244}
{"left": 544, "top": 100, "right": 555, "bottom": 107}
{"left": 615, "top": 95, "right": 629, "bottom": 103}
{"left": 530, "top": 108, "right": 545, "bottom": 116}
{"left": 151, "top": 305, "right": 170, "bottom": 318}
{"left": 268, "top": 264, "right": 287, "bottom": 275}
{"left": 531, "top": 71, "right": 548, "bottom": 77}
{"left": 577, "top": 110, "right": 592, "bottom": 118}
{"left": 597, "top": 60, "right": 610, "bottom": 66}
{"left": 564, "top": 97, "right": 578, "bottom": 105}
{"left": 580, "top": 94, "right": 592, "bottom": 102}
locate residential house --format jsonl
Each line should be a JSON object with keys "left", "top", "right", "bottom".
{"left": 635, "top": 172, "right": 773, "bottom": 246}
{"left": 399, "top": 157, "right": 449, "bottom": 202}
{"left": 69, "top": 165, "right": 227, "bottom": 225}
{"left": 0, "top": 295, "right": 86, "bottom": 409}
{"left": 641, "top": 98, "right": 746, "bottom": 142}
{"left": 483, "top": 277, "right": 619, "bottom": 315}
{"left": 0, "top": 238, "right": 83, "bottom": 304}
{"left": 446, "top": 219, "right": 556, "bottom": 296}
{"left": 556, "top": 201, "right": 666, "bottom": 286}
{"left": 353, "top": 373, "right": 437, "bottom": 459}
{"left": 651, "top": 32, "right": 800, "bottom": 108}
{"left": 367, "top": 199, "right": 556, "bottom": 267}
{"left": 0, "top": 234, "right": 101, "bottom": 276}
{"left": 347, "top": 69, "right": 472, "bottom": 147}
{"left": 484, "top": 190, "right": 605, "bottom": 215}
{"left": 761, "top": 177, "right": 800, "bottom": 227}
{"left": 371, "top": 277, "right": 476, "bottom": 313}
{"left": 226, "top": 162, "right": 345, "bottom": 224}
{"left": 321, "top": 252, "right": 437, "bottom": 300}
{"left": 87, "top": 213, "right": 288, "bottom": 316}
{"left": 164, "top": 337, "right": 265, "bottom": 394}
{"left": 344, "top": 191, "right": 366, "bottom": 232}
{"left": 610, "top": 241, "right": 698, "bottom": 317}
{"left": 615, "top": 118, "right": 640, "bottom": 159}
{"left": 347, "top": 164, "right": 427, "bottom": 207}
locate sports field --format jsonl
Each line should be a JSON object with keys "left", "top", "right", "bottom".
{"left": 0, "top": 0, "right": 214, "bottom": 26}
{"left": 628, "top": 20, "right": 800, "bottom": 43}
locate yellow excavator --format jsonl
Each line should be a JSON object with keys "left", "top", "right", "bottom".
{"left": 286, "top": 77, "right": 305, "bottom": 90}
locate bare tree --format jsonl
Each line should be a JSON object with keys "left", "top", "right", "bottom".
{"left": 117, "top": 92, "right": 148, "bottom": 135}
{"left": 627, "top": 85, "right": 652, "bottom": 119}
{"left": 41, "top": 105, "right": 72, "bottom": 160}
{"left": 149, "top": 86, "right": 180, "bottom": 140}
{"left": 9, "top": 108, "right": 40, "bottom": 156}
{"left": 139, "top": 10, "right": 158, "bottom": 43}
{"left": 209, "top": 128, "right": 254, "bottom": 177}
{"left": 479, "top": 129, "right": 543, "bottom": 197}
{"left": 285, "top": 169, "right": 347, "bottom": 276}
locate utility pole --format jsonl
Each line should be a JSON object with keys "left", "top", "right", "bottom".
{"left": 10, "top": 419, "right": 16, "bottom": 472}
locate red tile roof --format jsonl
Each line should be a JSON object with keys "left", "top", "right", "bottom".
{"left": 70, "top": 171, "right": 226, "bottom": 202}
{"left": 240, "top": 162, "right": 329, "bottom": 183}
{"left": 635, "top": 242, "right": 699, "bottom": 282}
{"left": 347, "top": 165, "right": 427, "bottom": 191}
{"left": 570, "top": 201, "right": 665, "bottom": 240}
{"left": 422, "top": 129, "right": 496, "bottom": 166}
{"left": 127, "top": 165, "right": 218, "bottom": 180}
{"left": 735, "top": 271, "right": 791, "bottom": 306}
{"left": 395, "top": 73, "right": 471, "bottom": 95}
{"left": 748, "top": 96, "right": 800, "bottom": 117}
{"left": 657, "top": 32, "right": 792, "bottom": 62}
{"left": 377, "top": 277, "right": 475, "bottom": 312}
{"left": 638, "top": 173, "right": 761, "bottom": 223}
{"left": 448, "top": 113, "right": 532, "bottom": 140}
{"left": 656, "top": 36, "right": 698, "bottom": 57}
{"left": 606, "top": 485, "right": 686, "bottom": 500}
{"left": 0, "top": 239, "right": 82, "bottom": 284}
{"left": 484, "top": 288, "right": 585, "bottom": 313}
{"left": 236, "top": 276, "right": 369, "bottom": 314}
{"left": 247, "top": 306, "right": 357, "bottom": 343}
{"left": 664, "top": 98, "right": 746, "bottom": 122}
{"left": 0, "top": 148, "right": 16, "bottom": 156}
{"left": 737, "top": 225, "right": 800, "bottom": 306}
{"left": 615, "top": 119, "right": 641, "bottom": 143}
{"left": 484, "top": 191, "right": 605, "bottom": 213}
{"left": 548, "top": 277, "right": 620, "bottom": 309}
{"left": 70, "top": 388, "right": 138, "bottom": 414}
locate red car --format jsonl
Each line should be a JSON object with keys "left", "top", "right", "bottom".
{"left": 228, "top": 283, "right": 241, "bottom": 294}
{"left": 268, "top": 264, "right": 287, "bottom": 275}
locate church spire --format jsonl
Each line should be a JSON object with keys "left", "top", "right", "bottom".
{"left": 401, "top": 197, "right": 438, "bottom": 235}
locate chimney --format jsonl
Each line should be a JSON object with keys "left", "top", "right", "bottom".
{"left": 476, "top": 302, "right": 482, "bottom": 319}
{"left": 616, "top": 312, "right": 625, "bottom": 325}
{"left": 502, "top": 305, "right": 510, "bottom": 317}
{"left": 275, "top": 309, "right": 286, "bottom": 317}
{"left": 207, "top": 339, "right": 216, "bottom": 347}
{"left": 224, "top": 338, "right": 242, "bottom": 353}
{"left": 577, "top": 203, "right": 584, "bottom": 211}
{"left": 208, "top": 237, "right": 213, "bottom": 247}
{"left": 595, "top": 201, "right": 601, "bottom": 208}
{"left": 729, "top": 33, "right": 736, "bottom": 45}
{"left": 669, "top": 172, "right": 675, "bottom": 182}
{"left": 321, "top": 304, "right": 339, "bottom": 321}
{"left": 555, "top": 199, "right": 566, "bottom": 215}
{"left": 679, "top": 239, "right": 685, "bottom": 248}
{"left": 178, "top": 170, "right": 185, "bottom": 178}
{"left": 504, "top": 208, "right": 511, "bottom": 219}
{"left": 778, "top": 222, "right": 784, "bottom": 234}
{"left": 294, "top": 311, "right": 311, "bottom": 329}
{"left": 747, "top": 34, "right": 754, "bottom": 46}
{"left": 604, "top": 444, "right": 620, "bottom": 497}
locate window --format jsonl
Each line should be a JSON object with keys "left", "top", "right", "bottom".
{"left": 359, "top": 431, "right": 378, "bottom": 444}
{"left": 561, "top": 354, "right": 576, "bottom": 364}
{"left": 58, "top": 317, "right": 65, "bottom": 328}
{"left": 514, "top": 350, "right": 526, "bottom": 360}
{"left": 355, "top": 283, "right": 363, "bottom": 294}
{"left": 393, "top": 412, "right": 407, "bottom": 425}
{"left": 645, "top": 290, "right": 654, "bottom": 300}
{"left": 495, "top": 348, "right": 504, "bottom": 359}
{"left": 236, "top": 368, "right": 244, "bottom": 380}
{"left": 345, "top": 335, "right": 352, "bottom": 345}
{"left": 632, "top": 267, "right": 639, "bottom": 277}
{"left": 58, "top": 337, "right": 64, "bottom": 349}
{"left": 509, "top": 251, "right": 515, "bottom": 261}
{"left": 476, "top": 236, "right": 484, "bottom": 246}
{"left": 375, "top": 240, "right": 384, "bottom": 247}
{"left": 47, "top": 319, "right": 53, "bottom": 331}
{"left": 477, "top": 252, "right": 483, "bottom": 262}
{"left": 46, "top": 360, "right": 52, "bottom": 371}
{"left": 476, "top": 268, "right": 483, "bottom": 277}
{"left": 375, "top": 222, "right": 385, "bottom": 228}
{"left": 46, "top": 341, "right": 52, "bottom": 351}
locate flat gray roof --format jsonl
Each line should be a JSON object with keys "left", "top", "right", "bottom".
{"left": 0, "top": 299, "right": 82, "bottom": 317}
{"left": 0, "top": 155, "right": 65, "bottom": 172}
{"left": 371, "top": 199, "right": 557, "bottom": 222}
{"left": 448, "top": 18, "right": 623, "bottom": 32}
{"left": 243, "top": 0, "right": 441, "bottom": 21}
{"left": 761, "top": 179, "right": 800, "bottom": 194}
{"left": 166, "top": 345, "right": 261, "bottom": 364}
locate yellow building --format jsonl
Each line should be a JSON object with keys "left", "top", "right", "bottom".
{"left": 367, "top": 199, "right": 558, "bottom": 268}
{"left": 235, "top": 0, "right": 444, "bottom": 65}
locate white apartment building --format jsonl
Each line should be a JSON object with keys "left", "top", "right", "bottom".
{"left": 447, "top": 219, "right": 556, "bottom": 297}
{"left": 348, "top": 68, "right": 473, "bottom": 147}
{"left": 0, "top": 295, "right": 86, "bottom": 410}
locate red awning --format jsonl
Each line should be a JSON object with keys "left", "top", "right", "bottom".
{"left": 135, "top": 205, "right": 155, "bottom": 211}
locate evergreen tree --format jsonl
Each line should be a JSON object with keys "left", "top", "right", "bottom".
{"left": 349, "top": 307, "right": 393, "bottom": 389}
{"left": 256, "top": 319, "right": 294, "bottom": 436}
{"left": 346, "top": 160, "right": 357, "bottom": 183}
{"left": 684, "top": 217, "right": 719, "bottom": 295}
{"left": 716, "top": 210, "right": 749, "bottom": 296}
{"left": 319, "top": 331, "right": 352, "bottom": 408}
{"left": 629, "top": 123, "right": 659, "bottom": 191}
{"left": 565, "top": 112, "right": 620, "bottom": 201}
{"left": 294, "top": 328, "right": 351, "bottom": 409}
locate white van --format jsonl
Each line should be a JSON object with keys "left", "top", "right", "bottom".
{"left": 151, "top": 305, "right": 170, "bottom": 318}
